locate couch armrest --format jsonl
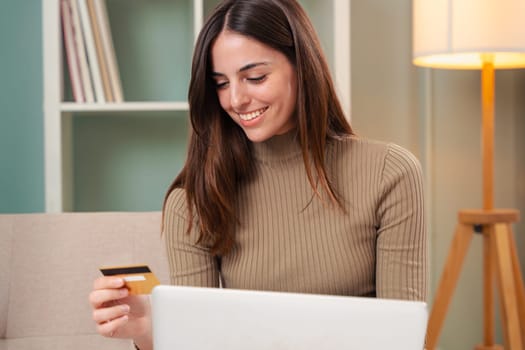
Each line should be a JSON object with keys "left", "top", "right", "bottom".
{"left": 0, "top": 215, "right": 14, "bottom": 339}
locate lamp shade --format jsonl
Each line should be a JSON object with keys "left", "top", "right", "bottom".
{"left": 413, "top": 0, "right": 525, "bottom": 69}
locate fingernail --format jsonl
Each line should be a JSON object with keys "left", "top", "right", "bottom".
{"left": 119, "top": 288, "right": 128, "bottom": 296}
{"left": 113, "top": 278, "right": 123, "bottom": 287}
{"left": 121, "top": 304, "right": 130, "bottom": 313}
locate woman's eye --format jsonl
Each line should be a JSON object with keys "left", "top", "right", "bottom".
{"left": 247, "top": 75, "right": 267, "bottom": 83}
{"left": 215, "top": 81, "right": 229, "bottom": 89}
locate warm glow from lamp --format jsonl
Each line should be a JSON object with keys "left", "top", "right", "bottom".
{"left": 413, "top": 0, "right": 525, "bottom": 70}
{"left": 413, "top": 52, "right": 525, "bottom": 70}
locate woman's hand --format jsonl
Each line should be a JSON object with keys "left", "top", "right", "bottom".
{"left": 88, "top": 276, "right": 152, "bottom": 348}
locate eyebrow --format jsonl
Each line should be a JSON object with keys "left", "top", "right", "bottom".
{"left": 212, "top": 62, "right": 269, "bottom": 77}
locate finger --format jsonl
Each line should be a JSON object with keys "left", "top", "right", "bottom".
{"left": 89, "top": 288, "right": 129, "bottom": 309}
{"left": 93, "top": 276, "right": 124, "bottom": 290}
{"left": 93, "top": 303, "right": 131, "bottom": 324}
{"left": 97, "top": 314, "right": 129, "bottom": 338}
{"left": 89, "top": 287, "right": 129, "bottom": 308}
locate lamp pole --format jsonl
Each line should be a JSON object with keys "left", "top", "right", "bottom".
{"left": 481, "top": 56, "right": 497, "bottom": 348}
{"left": 481, "top": 56, "right": 495, "bottom": 211}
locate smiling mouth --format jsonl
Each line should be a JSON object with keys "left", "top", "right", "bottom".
{"left": 237, "top": 107, "right": 269, "bottom": 121}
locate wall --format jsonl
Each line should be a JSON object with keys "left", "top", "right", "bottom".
{"left": 0, "top": 0, "right": 44, "bottom": 213}
{"left": 351, "top": 0, "right": 525, "bottom": 349}
{"left": 350, "top": 0, "right": 420, "bottom": 153}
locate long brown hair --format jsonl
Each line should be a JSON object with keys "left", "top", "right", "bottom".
{"left": 163, "top": 0, "right": 353, "bottom": 256}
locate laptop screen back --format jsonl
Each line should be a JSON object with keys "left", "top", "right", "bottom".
{"left": 152, "top": 285, "right": 428, "bottom": 350}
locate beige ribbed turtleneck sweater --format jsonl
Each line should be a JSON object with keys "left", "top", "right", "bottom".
{"left": 163, "top": 132, "right": 428, "bottom": 301}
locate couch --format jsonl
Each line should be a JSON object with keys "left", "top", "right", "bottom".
{"left": 0, "top": 212, "right": 169, "bottom": 350}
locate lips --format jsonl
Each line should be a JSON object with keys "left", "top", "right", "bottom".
{"left": 237, "top": 106, "right": 268, "bottom": 121}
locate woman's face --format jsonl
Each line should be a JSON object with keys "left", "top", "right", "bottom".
{"left": 211, "top": 30, "right": 297, "bottom": 143}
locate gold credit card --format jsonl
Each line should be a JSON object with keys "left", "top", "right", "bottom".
{"left": 99, "top": 264, "right": 160, "bottom": 295}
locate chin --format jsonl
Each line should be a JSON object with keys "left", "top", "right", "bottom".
{"left": 243, "top": 130, "right": 273, "bottom": 143}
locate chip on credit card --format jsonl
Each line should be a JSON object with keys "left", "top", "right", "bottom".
{"left": 100, "top": 264, "right": 160, "bottom": 295}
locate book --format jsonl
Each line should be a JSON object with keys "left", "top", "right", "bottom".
{"left": 76, "top": 0, "right": 105, "bottom": 103}
{"left": 69, "top": 0, "right": 94, "bottom": 103}
{"left": 87, "top": 0, "right": 113, "bottom": 102}
{"left": 93, "top": 0, "right": 124, "bottom": 102}
{"left": 61, "top": 0, "right": 84, "bottom": 102}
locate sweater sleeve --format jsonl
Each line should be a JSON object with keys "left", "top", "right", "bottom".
{"left": 375, "top": 144, "right": 428, "bottom": 301}
{"left": 162, "top": 188, "right": 220, "bottom": 288}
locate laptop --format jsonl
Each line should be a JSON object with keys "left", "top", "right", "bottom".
{"left": 151, "top": 285, "right": 428, "bottom": 350}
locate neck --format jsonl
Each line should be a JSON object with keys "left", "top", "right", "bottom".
{"left": 252, "top": 129, "right": 302, "bottom": 163}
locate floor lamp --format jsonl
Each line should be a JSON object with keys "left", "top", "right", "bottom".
{"left": 412, "top": 1, "right": 525, "bottom": 349}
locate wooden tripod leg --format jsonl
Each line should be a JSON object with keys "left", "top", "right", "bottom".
{"left": 492, "top": 223, "right": 523, "bottom": 349}
{"left": 508, "top": 225, "right": 525, "bottom": 345}
{"left": 426, "top": 223, "right": 474, "bottom": 350}
{"left": 482, "top": 226, "right": 496, "bottom": 347}
{"left": 476, "top": 226, "right": 503, "bottom": 350}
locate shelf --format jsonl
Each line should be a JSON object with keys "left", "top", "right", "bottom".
{"left": 44, "top": 0, "right": 350, "bottom": 212}
{"left": 61, "top": 101, "right": 189, "bottom": 113}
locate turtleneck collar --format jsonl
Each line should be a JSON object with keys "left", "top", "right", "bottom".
{"left": 252, "top": 129, "right": 302, "bottom": 163}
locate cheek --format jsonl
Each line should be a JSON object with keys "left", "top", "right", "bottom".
{"left": 255, "top": 85, "right": 281, "bottom": 103}
{"left": 285, "top": 76, "right": 298, "bottom": 111}
{"left": 287, "top": 84, "right": 297, "bottom": 110}
{"left": 269, "top": 80, "right": 295, "bottom": 112}
{"left": 267, "top": 75, "right": 295, "bottom": 103}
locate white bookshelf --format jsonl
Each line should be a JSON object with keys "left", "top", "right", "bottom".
{"left": 61, "top": 101, "right": 190, "bottom": 113}
{"left": 42, "top": 0, "right": 351, "bottom": 212}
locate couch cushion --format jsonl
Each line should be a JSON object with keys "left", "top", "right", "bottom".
{"left": 3, "top": 212, "right": 167, "bottom": 341}
{"left": 0, "top": 334, "right": 135, "bottom": 350}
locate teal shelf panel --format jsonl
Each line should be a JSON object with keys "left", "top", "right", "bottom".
{"left": 107, "top": 0, "right": 193, "bottom": 102}
{"left": 203, "top": 0, "right": 221, "bottom": 18}
{"left": 299, "top": 0, "right": 334, "bottom": 70}
{"left": 72, "top": 112, "right": 189, "bottom": 211}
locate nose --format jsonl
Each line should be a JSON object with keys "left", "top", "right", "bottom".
{"left": 230, "top": 83, "right": 250, "bottom": 110}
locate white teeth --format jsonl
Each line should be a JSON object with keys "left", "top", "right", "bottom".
{"left": 238, "top": 107, "right": 267, "bottom": 121}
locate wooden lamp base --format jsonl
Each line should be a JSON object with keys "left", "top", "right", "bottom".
{"left": 425, "top": 209, "right": 525, "bottom": 350}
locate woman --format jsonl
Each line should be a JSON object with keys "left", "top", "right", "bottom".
{"left": 89, "top": 1, "right": 427, "bottom": 349}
